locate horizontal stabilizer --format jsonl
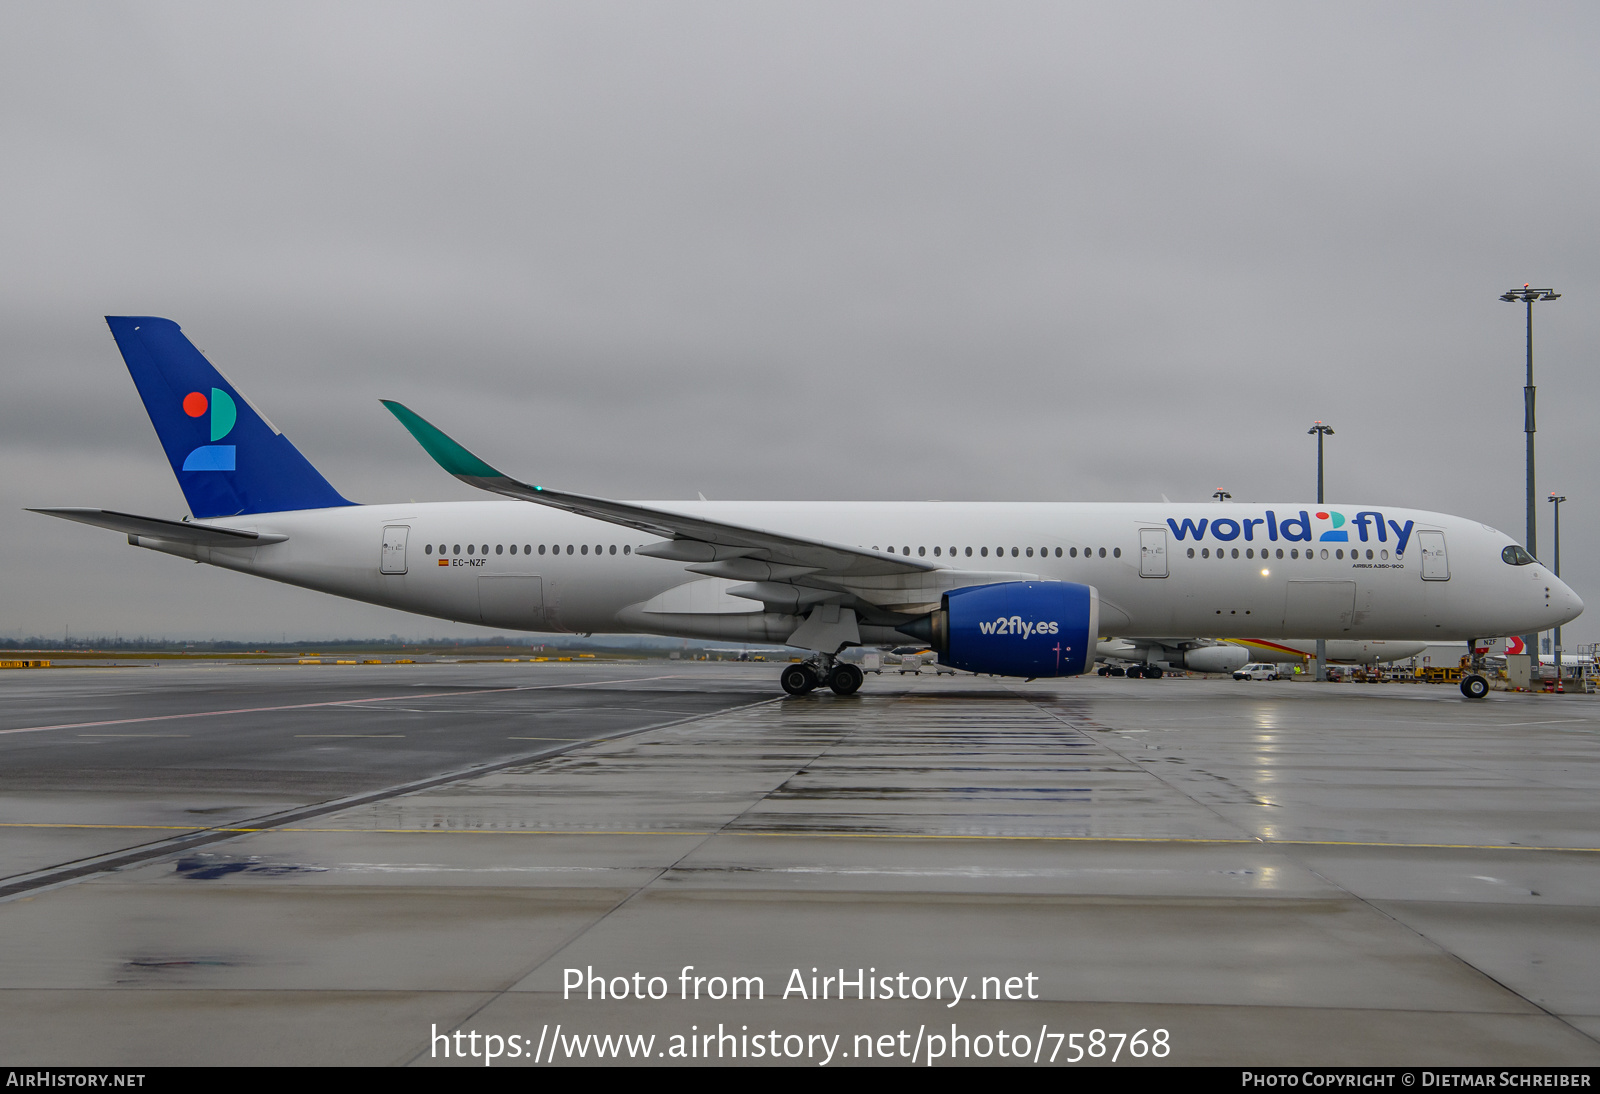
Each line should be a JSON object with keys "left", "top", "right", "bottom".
{"left": 28, "top": 508, "right": 288, "bottom": 546}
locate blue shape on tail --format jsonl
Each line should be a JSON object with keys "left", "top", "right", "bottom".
{"left": 106, "top": 317, "right": 354, "bottom": 518}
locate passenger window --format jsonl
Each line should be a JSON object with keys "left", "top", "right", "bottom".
{"left": 1011, "top": 547, "right": 1019, "bottom": 557}
{"left": 1098, "top": 548, "right": 1106, "bottom": 558}
{"left": 610, "top": 544, "right": 617, "bottom": 555}
{"left": 981, "top": 547, "right": 989, "bottom": 557}
{"left": 1070, "top": 547, "right": 1077, "bottom": 557}
{"left": 509, "top": 544, "right": 517, "bottom": 554}
{"left": 1202, "top": 548, "right": 1210, "bottom": 558}
{"left": 1054, "top": 547, "right": 1062, "bottom": 557}
{"left": 903, "top": 546, "right": 910, "bottom": 556}
{"left": 1366, "top": 549, "right": 1373, "bottom": 560}
{"left": 1380, "top": 549, "right": 1388, "bottom": 560}
{"left": 566, "top": 545, "right": 573, "bottom": 555}
{"left": 453, "top": 544, "right": 461, "bottom": 556}
{"left": 425, "top": 544, "right": 433, "bottom": 555}
{"left": 1336, "top": 549, "right": 1344, "bottom": 560}
{"left": 1025, "top": 547, "right": 1033, "bottom": 557}
{"left": 1113, "top": 547, "right": 1121, "bottom": 558}
{"left": 918, "top": 546, "right": 926, "bottom": 556}
{"left": 933, "top": 546, "right": 941, "bottom": 556}
{"left": 1320, "top": 549, "right": 1329, "bottom": 560}
{"left": 581, "top": 544, "right": 588, "bottom": 555}
{"left": 1187, "top": 548, "right": 1195, "bottom": 558}
{"left": 1245, "top": 548, "right": 1253, "bottom": 559}
{"left": 624, "top": 545, "right": 631, "bottom": 554}
{"left": 965, "top": 547, "right": 972, "bottom": 557}
{"left": 1289, "top": 548, "right": 1297, "bottom": 559}
{"left": 496, "top": 544, "right": 503, "bottom": 555}
{"left": 1276, "top": 548, "right": 1283, "bottom": 559}
{"left": 1231, "top": 548, "right": 1239, "bottom": 559}
{"left": 539, "top": 544, "right": 546, "bottom": 555}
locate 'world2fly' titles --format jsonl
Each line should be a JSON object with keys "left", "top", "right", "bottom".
{"left": 1166, "top": 510, "right": 1416, "bottom": 553}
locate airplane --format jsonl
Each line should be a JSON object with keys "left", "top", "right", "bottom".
{"left": 30, "top": 317, "right": 1584, "bottom": 700}
{"left": 1094, "top": 637, "right": 1429, "bottom": 677}
{"left": 1226, "top": 638, "right": 1429, "bottom": 666}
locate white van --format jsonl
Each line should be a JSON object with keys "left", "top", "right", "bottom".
{"left": 1232, "top": 663, "right": 1282, "bottom": 681}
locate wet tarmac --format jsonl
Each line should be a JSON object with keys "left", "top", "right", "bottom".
{"left": 0, "top": 662, "right": 1597, "bottom": 1066}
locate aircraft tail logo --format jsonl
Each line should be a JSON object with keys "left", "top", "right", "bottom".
{"left": 105, "top": 317, "right": 354, "bottom": 518}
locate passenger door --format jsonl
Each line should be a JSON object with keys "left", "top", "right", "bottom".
{"left": 380, "top": 526, "right": 408, "bottom": 575}
{"left": 1139, "top": 528, "right": 1168, "bottom": 578}
{"left": 1417, "top": 530, "right": 1449, "bottom": 580}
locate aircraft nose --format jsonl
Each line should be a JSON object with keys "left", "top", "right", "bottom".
{"left": 1557, "top": 577, "right": 1584, "bottom": 624}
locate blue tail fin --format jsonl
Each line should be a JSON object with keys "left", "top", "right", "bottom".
{"left": 106, "top": 316, "right": 355, "bottom": 518}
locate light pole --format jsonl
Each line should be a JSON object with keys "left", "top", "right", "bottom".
{"left": 1549, "top": 492, "right": 1566, "bottom": 691}
{"left": 1501, "top": 285, "right": 1559, "bottom": 661}
{"left": 1308, "top": 421, "right": 1334, "bottom": 681}
{"left": 1213, "top": 489, "right": 1231, "bottom": 502}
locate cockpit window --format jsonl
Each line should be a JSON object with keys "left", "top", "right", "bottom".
{"left": 1502, "top": 545, "right": 1536, "bottom": 566}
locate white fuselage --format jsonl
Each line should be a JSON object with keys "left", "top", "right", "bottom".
{"left": 129, "top": 500, "right": 1582, "bottom": 648}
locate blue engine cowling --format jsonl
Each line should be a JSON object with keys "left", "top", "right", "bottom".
{"left": 924, "top": 581, "right": 1099, "bottom": 678}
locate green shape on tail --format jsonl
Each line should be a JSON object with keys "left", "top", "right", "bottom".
{"left": 381, "top": 400, "right": 505, "bottom": 480}
{"left": 209, "top": 388, "right": 237, "bottom": 441}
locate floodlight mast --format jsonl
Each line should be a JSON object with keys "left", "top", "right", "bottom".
{"left": 1308, "top": 421, "right": 1335, "bottom": 681}
{"left": 1500, "top": 285, "right": 1560, "bottom": 661}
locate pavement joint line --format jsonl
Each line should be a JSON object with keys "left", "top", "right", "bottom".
{"left": 1, "top": 822, "right": 1593, "bottom": 853}
{"left": 0, "top": 674, "right": 684, "bottom": 737}
{"left": 0, "top": 692, "right": 776, "bottom": 903}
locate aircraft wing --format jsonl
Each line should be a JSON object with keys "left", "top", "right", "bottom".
{"left": 383, "top": 401, "right": 938, "bottom": 581}
{"left": 28, "top": 508, "right": 288, "bottom": 546}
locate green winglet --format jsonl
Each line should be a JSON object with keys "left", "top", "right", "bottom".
{"left": 381, "top": 400, "right": 505, "bottom": 480}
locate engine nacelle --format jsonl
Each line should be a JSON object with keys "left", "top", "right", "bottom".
{"left": 919, "top": 581, "right": 1099, "bottom": 678}
{"left": 1182, "top": 645, "right": 1250, "bottom": 673}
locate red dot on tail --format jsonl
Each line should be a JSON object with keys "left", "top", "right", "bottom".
{"left": 183, "top": 391, "right": 208, "bottom": 417}
{"left": 1315, "top": 512, "right": 1329, "bottom": 520}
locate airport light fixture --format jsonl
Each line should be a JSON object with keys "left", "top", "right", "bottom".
{"left": 1549, "top": 492, "right": 1567, "bottom": 690}
{"left": 1212, "top": 489, "right": 1231, "bottom": 502}
{"left": 1501, "top": 285, "right": 1559, "bottom": 661}
{"left": 1307, "top": 421, "right": 1334, "bottom": 505}
{"left": 1307, "top": 421, "right": 1335, "bottom": 681}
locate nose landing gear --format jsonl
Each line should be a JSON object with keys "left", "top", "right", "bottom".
{"left": 1460, "top": 673, "right": 1490, "bottom": 700}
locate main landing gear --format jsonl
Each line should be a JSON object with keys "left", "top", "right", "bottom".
{"left": 1460, "top": 673, "right": 1490, "bottom": 700}
{"left": 780, "top": 660, "right": 864, "bottom": 697}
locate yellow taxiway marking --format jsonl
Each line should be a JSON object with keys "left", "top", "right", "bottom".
{"left": 0, "top": 822, "right": 1593, "bottom": 854}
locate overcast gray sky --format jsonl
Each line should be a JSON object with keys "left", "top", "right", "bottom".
{"left": 2, "top": 1, "right": 1596, "bottom": 644}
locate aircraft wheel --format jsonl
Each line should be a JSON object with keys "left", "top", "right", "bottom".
{"left": 1109, "top": 666, "right": 1126, "bottom": 677}
{"left": 1460, "top": 673, "right": 1489, "bottom": 700}
{"left": 828, "top": 664, "right": 864, "bottom": 696}
{"left": 1144, "top": 667, "right": 1162, "bottom": 679}
{"left": 1097, "top": 666, "right": 1110, "bottom": 676}
{"left": 781, "top": 664, "right": 818, "bottom": 696}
